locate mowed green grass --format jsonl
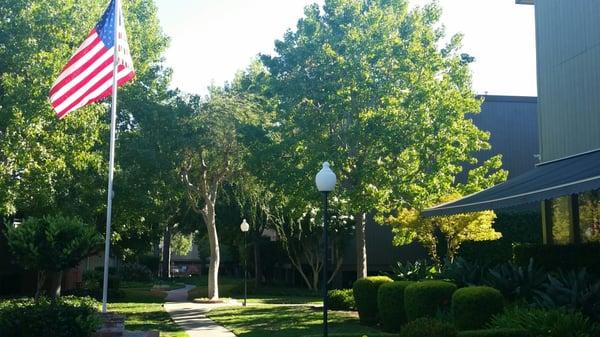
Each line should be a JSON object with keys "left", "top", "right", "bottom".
{"left": 107, "top": 287, "right": 187, "bottom": 337}
{"left": 208, "top": 304, "right": 396, "bottom": 337}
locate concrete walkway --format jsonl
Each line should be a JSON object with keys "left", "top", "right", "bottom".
{"left": 164, "top": 285, "right": 238, "bottom": 337}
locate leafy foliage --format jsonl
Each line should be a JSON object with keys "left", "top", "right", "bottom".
{"left": 514, "top": 243, "right": 600, "bottom": 276}
{"left": 484, "top": 259, "right": 546, "bottom": 302}
{"left": 459, "top": 211, "right": 542, "bottom": 265}
{"left": 457, "top": 329, "right": 532, "bottom": 337}
{"left": 118, "top": 262, "right": 153, "bottom": 282}
{"left": 404, "top": 280, "right": 457, "bottom": 321}
{"left": 0, "top": 296, "right": 100, "bottom": 337}
{"left": 378, "top": 281, "right": 414, "bottom": 332}
{"left": 490, "top": 307, "right": 600, "bottom": 337}
{"left": 352, "top": 276, "right": 393, "bottom": 325}
{"left": 440, "top": 257, "right": 487, "bottom": 288}
{"left": 399, "top": 317, "right": 457, "bottom": 337}
{"left": 5, "top": 216, "right": 101, "bottom": 272}
{"left": 388, "top": 259, "right": 437, "bottom": 281}
{"left": 0, "top": 0, "right": 169, "bottom": 222}
{"left": 389, "top": 194, "right": 502, "bottom": 261}
{"left": 451, "top": 286, "right": 504, "bottom": 331}
{"left": 534, "top": 268, "right": 600, "bottom": 320}
{"left": 328, "top": 289, "right": 355, "bottom": 311}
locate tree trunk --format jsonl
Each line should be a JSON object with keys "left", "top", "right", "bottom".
{"left": 162, "top": 225, "right": 172, "bottom": 279}
{"left": 35, "top": 271, "right": 46, "bottom": 300}
{"left": 253, "top": 238, "right": 261, "bottom": 288}
{"left": 48, "top": 270, "right": 63, "bottom": 298}
{"left": 204, "top": 201, "right": 220, "bottom": 300}
{"left": 355, "top": 212, "right": 367, "bottom": 279}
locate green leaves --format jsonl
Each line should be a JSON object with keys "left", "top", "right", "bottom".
{"left": 4, "top": 215, "right": 102, "bottom": 272}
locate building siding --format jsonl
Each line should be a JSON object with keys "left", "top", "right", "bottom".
{"left": 535, "top": 0, "right": 600, "bottom": 161}
{"left": 474, "top": 95, "right": 539, "bottom": 178}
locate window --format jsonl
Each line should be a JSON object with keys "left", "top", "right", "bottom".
{"left": 579, "top": 190, "right": 600, "bottom": 242}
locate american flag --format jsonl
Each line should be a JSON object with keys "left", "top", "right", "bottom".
{"left": 49, "top": 0, "right": 135, "bottom": 119}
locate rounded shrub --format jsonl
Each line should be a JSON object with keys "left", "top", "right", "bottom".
{"left": 0, "top": 296, "right": 100, "bottom": 337}
{"left": 399, "top": 317, "right": 457, "bottom": 337}
{"left": 404, "top": 280, "right": 457, "bottom": 321}
{"left": 452, "top": 286, "right": 504, "bottom": 330}
{"left": 352, "top": 276, "right": 393, "bottom": 325}
{"left": 328, "top": 289, "right": 355, "bottom": 311}
{"left": 378, "top": 281, "right": 414, "bottom": 332}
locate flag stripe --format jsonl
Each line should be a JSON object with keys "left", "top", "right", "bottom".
{"left": 50, "top": 48, "right": 114, "bottom": 101}
{"left": 56, "top": 67, "right": 134, "bottom": 119}
{"left": 49, "top": 0, "right": 135, "bottom": 118}
{"left": 59, "top": 31, "right": 99, "bottom": 72}
{"left": 53, "top": 60, "right": 115, "bottom": 113}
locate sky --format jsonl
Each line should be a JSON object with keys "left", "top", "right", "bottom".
{"left": 154, "top": 0, "right": 537, "bottom": 97}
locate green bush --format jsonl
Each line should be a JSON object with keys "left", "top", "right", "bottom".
{"left": 483, "top": 259, "right": 546, "bottom": 301}
{"left": 389, "top": 260, "right": 436, "bottom": 281}
{"left": 457, "top": 329, "right": 531, "bottom": 337}
{"left": 119, "top": 262, "right": 153, "bottom": 282}
{"left": 452, "top": 286, "right": 504, "bottom": 330}
{"left": 513, "top": 242, "right": 600, "bottom": 275}
{"left": 378, "top": 281, "right": 414, "bottom": 332}
{"left": 81, "top": 270, "right": 123, "bottom": 300}
{"left": 0, "top": 296, "right": 100, "bottom": 337}
{"left": 459, "top": 211, "right": 542, "bottom": 265}
{"left": 535, "top": 268, "right": 600, "bottom": 320}
{"left": 404, "top": 280, "right": 457, "bottom": 321}
{"left": 328, "top": 289, "right": 355, "bottom": 311}
{"left": 352, "top": 276, "right": 393, "bottom": 325}
{"left": 490, "top": 307, "right": 600, "bottom": 337}
{"left": 441, "top": 258, "right": 486, "bottom": 288}
{"left": 399, "top": 317, "right": 457, "bottom": 337}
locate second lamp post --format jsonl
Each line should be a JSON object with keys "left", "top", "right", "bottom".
{"left": 315, "top": 162, "right": 337, "bottom": 337}
{"left": 240, "top": 218, "right": 250, "bottom": 307}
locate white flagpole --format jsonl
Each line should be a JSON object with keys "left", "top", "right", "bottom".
{"left": 102, "top": 0, "right": 120, "bottom": 314}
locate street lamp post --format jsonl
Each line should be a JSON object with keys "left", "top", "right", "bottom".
{"left": 315, "top": 162, "right": 337, "bottom": 337}
{"left": 240, "top": 219, "right": 250, "bottom": 307}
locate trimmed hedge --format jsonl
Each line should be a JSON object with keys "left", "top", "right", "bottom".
{"left": 452, "top": 286, "right": 504, "bottom": 330}
{"left": 377, "top": 281, "right": 415, "bottom": 331}
{"left": 457, "top": 329, "right": 531, "bottom": 337}
{"left": 399, "top": 317, "right": 457, "bottom": 337}
{"left": 513, "top": 242, "right": 600, "bottom": 275}
{"left": 404, "top": 280, "right": 457, "bottom": 321}
{"left": 378, "top": 281, "right": 414, "bottom": 332}
{"left": 328, "top": 289, "right": 355, "bottom": 311}
{"left": 352, "top": 276, "right": 393, "bottom": 325}
{"left": 0, "top": 296, "right": 100, "bottom": 337}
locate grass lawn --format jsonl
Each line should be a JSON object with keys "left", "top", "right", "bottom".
{"left": 107, "top": 286, "right": 187, "bottom": 337}
{"left": 187, "top": 276, "right": 322, "bottom": 304}
{"left": 209, "top": 304, "right": 395, "bottom": 337}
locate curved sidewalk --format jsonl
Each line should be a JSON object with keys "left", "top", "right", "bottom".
{"left": 164, "top": 285, "right": 237, "bottom": 337}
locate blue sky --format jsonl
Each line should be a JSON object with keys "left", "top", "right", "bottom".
{"left": 154, "top": 0, "right": 537, "bottom": 97}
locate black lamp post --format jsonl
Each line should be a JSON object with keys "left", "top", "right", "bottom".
{"left": 315, "top": 162, "right": 337, "bottom": 337}
{"left": 240, "top": 218, "right": 250, "bottom": 307}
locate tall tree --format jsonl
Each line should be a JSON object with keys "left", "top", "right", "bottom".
{"left": 0, "top": 0, "right": 170, "bottom": 227}
{"left": 260, "top": 0, "right": 505, "bottom": 278}
{"left": 180, "top": 88, "right": 262, "bottom": 300}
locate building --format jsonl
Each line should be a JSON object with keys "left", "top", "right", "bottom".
{"left": 425, "top": 0, "right": 600, "bottom": 246}
{"left": 339, "top": 95, "right": 539, "bottom": 285}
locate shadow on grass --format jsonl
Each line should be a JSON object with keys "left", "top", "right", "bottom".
{"left": 209, "top": 305, "right": 394, "bottom": 337}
